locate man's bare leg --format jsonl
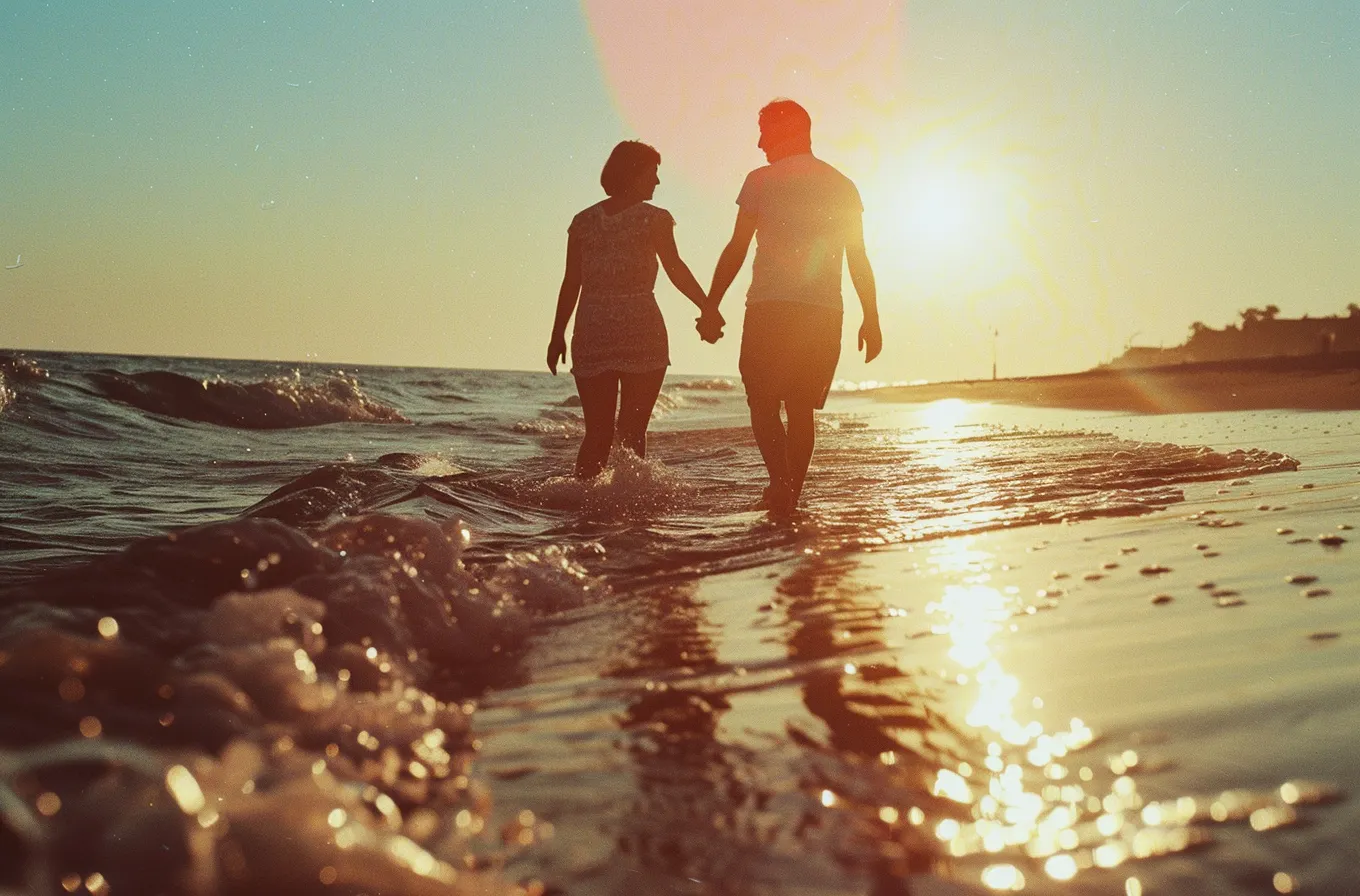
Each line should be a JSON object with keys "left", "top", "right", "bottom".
{"left": 747, "top": 394, "right": 793, "bottom": 513}
{"left": 784, "top": 401, "right": 816, "bottom": 508}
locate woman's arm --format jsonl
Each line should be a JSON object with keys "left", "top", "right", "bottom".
{"left": 548, "top": 233, "right": 582, "bottom": 375}
{"left": 653, "top": 217, "right": 708, "bottom": 310}
{"left": 707, "top": 209, "right": 757, "bottom": 312}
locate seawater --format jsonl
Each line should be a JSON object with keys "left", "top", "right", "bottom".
{"left": 0, "top": 350, "right": 1347, "bottom": 895}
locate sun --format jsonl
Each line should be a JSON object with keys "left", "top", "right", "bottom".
{"left": 861, "top": 142, "right": 1034, "bottom": 299}
{"left": 899, "top": 165, "right": 990, "bottom": 255}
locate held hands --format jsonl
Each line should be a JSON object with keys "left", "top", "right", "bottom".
{"left": 547, "top": 334, "right": 567, "bottom": 375}
{"left": 696, "top": 306, "right": 725, "bottom": 344}
{"left": 858, "top": 315, "right": 882, "bottom": 363}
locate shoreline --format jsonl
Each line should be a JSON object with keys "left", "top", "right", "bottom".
{"left": 478, "top": 415, "right": 1360, "bottom": 894}
{"left": 869, "top": 352, "right": 1360, "bottom": 413}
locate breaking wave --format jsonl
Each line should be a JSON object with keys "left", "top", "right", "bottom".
{"left": 89, "top": 368, "right": 409, "bottom": 429}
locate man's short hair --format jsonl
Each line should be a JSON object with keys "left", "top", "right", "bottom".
{"left": 600, "top": 140, "right": 661, "bottom": 197}
{"left": 759, "top": 99, "right": 812, "bottom": 143}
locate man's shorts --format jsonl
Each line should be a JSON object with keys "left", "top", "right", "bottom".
{"left": 739, "top": 301, "right": 843, "bottom": 410}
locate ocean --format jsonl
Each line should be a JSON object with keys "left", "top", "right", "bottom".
{"left": 0, "top": 350, "right": 1355, "bottom": 895}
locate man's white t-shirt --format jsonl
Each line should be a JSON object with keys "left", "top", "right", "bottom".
{"left": 736, "top": 153, "right": 863, "bottom": 312}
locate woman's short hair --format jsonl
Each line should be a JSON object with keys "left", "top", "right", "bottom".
{"left": 600, "top": 140, "right": 661, "bottom": 197}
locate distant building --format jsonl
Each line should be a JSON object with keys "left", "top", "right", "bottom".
{"left": 1105, "top": 305, "right": 1360, "bottom": 369}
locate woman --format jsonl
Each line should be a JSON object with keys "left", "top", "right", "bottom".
{"left": 547, "top": 141, "right": 717, "bottom": 479}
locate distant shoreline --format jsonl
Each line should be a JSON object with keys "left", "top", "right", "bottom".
{"left": 870, "top": 351, "right": 1360, "bottom": 413}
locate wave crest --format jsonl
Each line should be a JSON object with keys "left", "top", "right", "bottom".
{"left": 0, "top": 352, "right": 48, "bottom": 381}
{"left": 89, "top": 368, "right": 409, "bottom": 429}
{"left": 0, "top": 508, "right": 531, "bottom": 896}
{"left": 672, "top": 378, "right": 737, "bottom": 392}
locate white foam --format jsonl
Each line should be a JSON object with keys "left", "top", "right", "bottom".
{"left": 531, "top": 450, "right": 688, "bottom": 518}
{"left": 202, "top": 587, "right": 327, "bottom": 649}
{"left": 483, "top": 544, "right": 598, "bottom": 613}
{"left": 409, "top": 454, "right": 469, "bottom": 477}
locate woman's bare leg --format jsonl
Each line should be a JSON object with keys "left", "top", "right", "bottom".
{"left": 616, "top": 367, "right": 667, "bottom": 458}
{"left": 574, "top": 371, "right": 621, "bottom": 479}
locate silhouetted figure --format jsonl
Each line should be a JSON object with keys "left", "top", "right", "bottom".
{"left": 699, "top": 100, "right": 882, "bottom": 514}
{"left": 548, "top": 141, "right": 715, "bottom": 479}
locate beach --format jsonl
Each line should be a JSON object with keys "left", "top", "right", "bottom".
{"left": 10, "top": 1, "right": 1360, "bottom": 892}
{"left": 474, "top": 408, "right": 1360, "bottom": 895}
{"left": 869, "top": 353, "right": 1360, "bottom": 414}
{"left": 1, "top": 351, "right": 1357, "bottom": 894}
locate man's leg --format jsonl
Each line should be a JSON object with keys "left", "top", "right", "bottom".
{"left": 574, "top": 372, "right": 620, "bottom": 479}
{"left": 784, "top": 400, "right": 817, "bottom": 508}
{"left": 747, "top": 393, "right": 792, "bottom": 512}
{"left": 616, "top": 367, "right": 667, "bottom": 458}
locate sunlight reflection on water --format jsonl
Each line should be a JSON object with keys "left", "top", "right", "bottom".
{"left": 907, "top": 536, "right": 1334, "bottom": 892}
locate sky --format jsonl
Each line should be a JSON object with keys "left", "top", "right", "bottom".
{"left": 2, "top": 1, "right": 1359, "bottom": 383}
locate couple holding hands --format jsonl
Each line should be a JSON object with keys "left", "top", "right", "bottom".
{"left": 547, "top": 99, "right": 882, "bottom": 515}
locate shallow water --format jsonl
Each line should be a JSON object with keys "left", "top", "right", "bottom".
{"left": 0, "top": 350, "right": 1355, "bottom": 894}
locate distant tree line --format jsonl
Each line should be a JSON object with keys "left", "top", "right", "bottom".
{"left": 1109, "top": 304, "right": 1360, "bottom": 368}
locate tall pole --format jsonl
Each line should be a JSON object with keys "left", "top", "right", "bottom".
{"left": 991, "top": 328, "right": 998, "bottom": 380}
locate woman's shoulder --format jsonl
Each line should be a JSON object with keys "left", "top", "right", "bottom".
{"left": 568, "top": 202, "right": 606, "bottom": 232}
{"left": 639, "top": 202, "right": 675, "bottom": 225}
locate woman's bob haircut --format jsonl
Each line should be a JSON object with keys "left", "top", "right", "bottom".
{"left": 600, "top": 140, "right": 661, "bottom": 197}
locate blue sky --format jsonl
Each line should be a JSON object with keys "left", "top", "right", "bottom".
{"left": 3, "top": 1, "right": 1358, "bottom": 382}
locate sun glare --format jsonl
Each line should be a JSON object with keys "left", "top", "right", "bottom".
{"left": 863, "top": 140, "right": 1035, "bottom": 301}
{"left": 919, "top": 398, "right": 973, "bottom": 432}
{"left": 901, "top": 164, "right": 994, "bottom": 254}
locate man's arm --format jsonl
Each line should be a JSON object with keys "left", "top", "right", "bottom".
{"left": 845, "top": 216, "right": 882, "bottom": 363}
{"left": 707, "top": 209, "right": 757, "bottom": 313}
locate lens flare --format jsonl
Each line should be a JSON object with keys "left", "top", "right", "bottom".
{"left": 580, "top": 0, "right": 901, "bottom": 191}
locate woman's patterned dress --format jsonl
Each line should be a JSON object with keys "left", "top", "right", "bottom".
{"left": 567, "top": 201, "right": 672, "bottom": 379}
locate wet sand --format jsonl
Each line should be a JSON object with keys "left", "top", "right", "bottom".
{"left": 845, "top": 464, "right": 1360, "bottom": 893}
{"left": 870, "top": 353, "right": 1360, "bottom": 413}
{"left": 473, "top": 409, "right": 1360, "bottom": 894}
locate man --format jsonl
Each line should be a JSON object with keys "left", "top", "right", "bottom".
{"left": 700, "top": 99, "right": 882, "bottom": 515}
